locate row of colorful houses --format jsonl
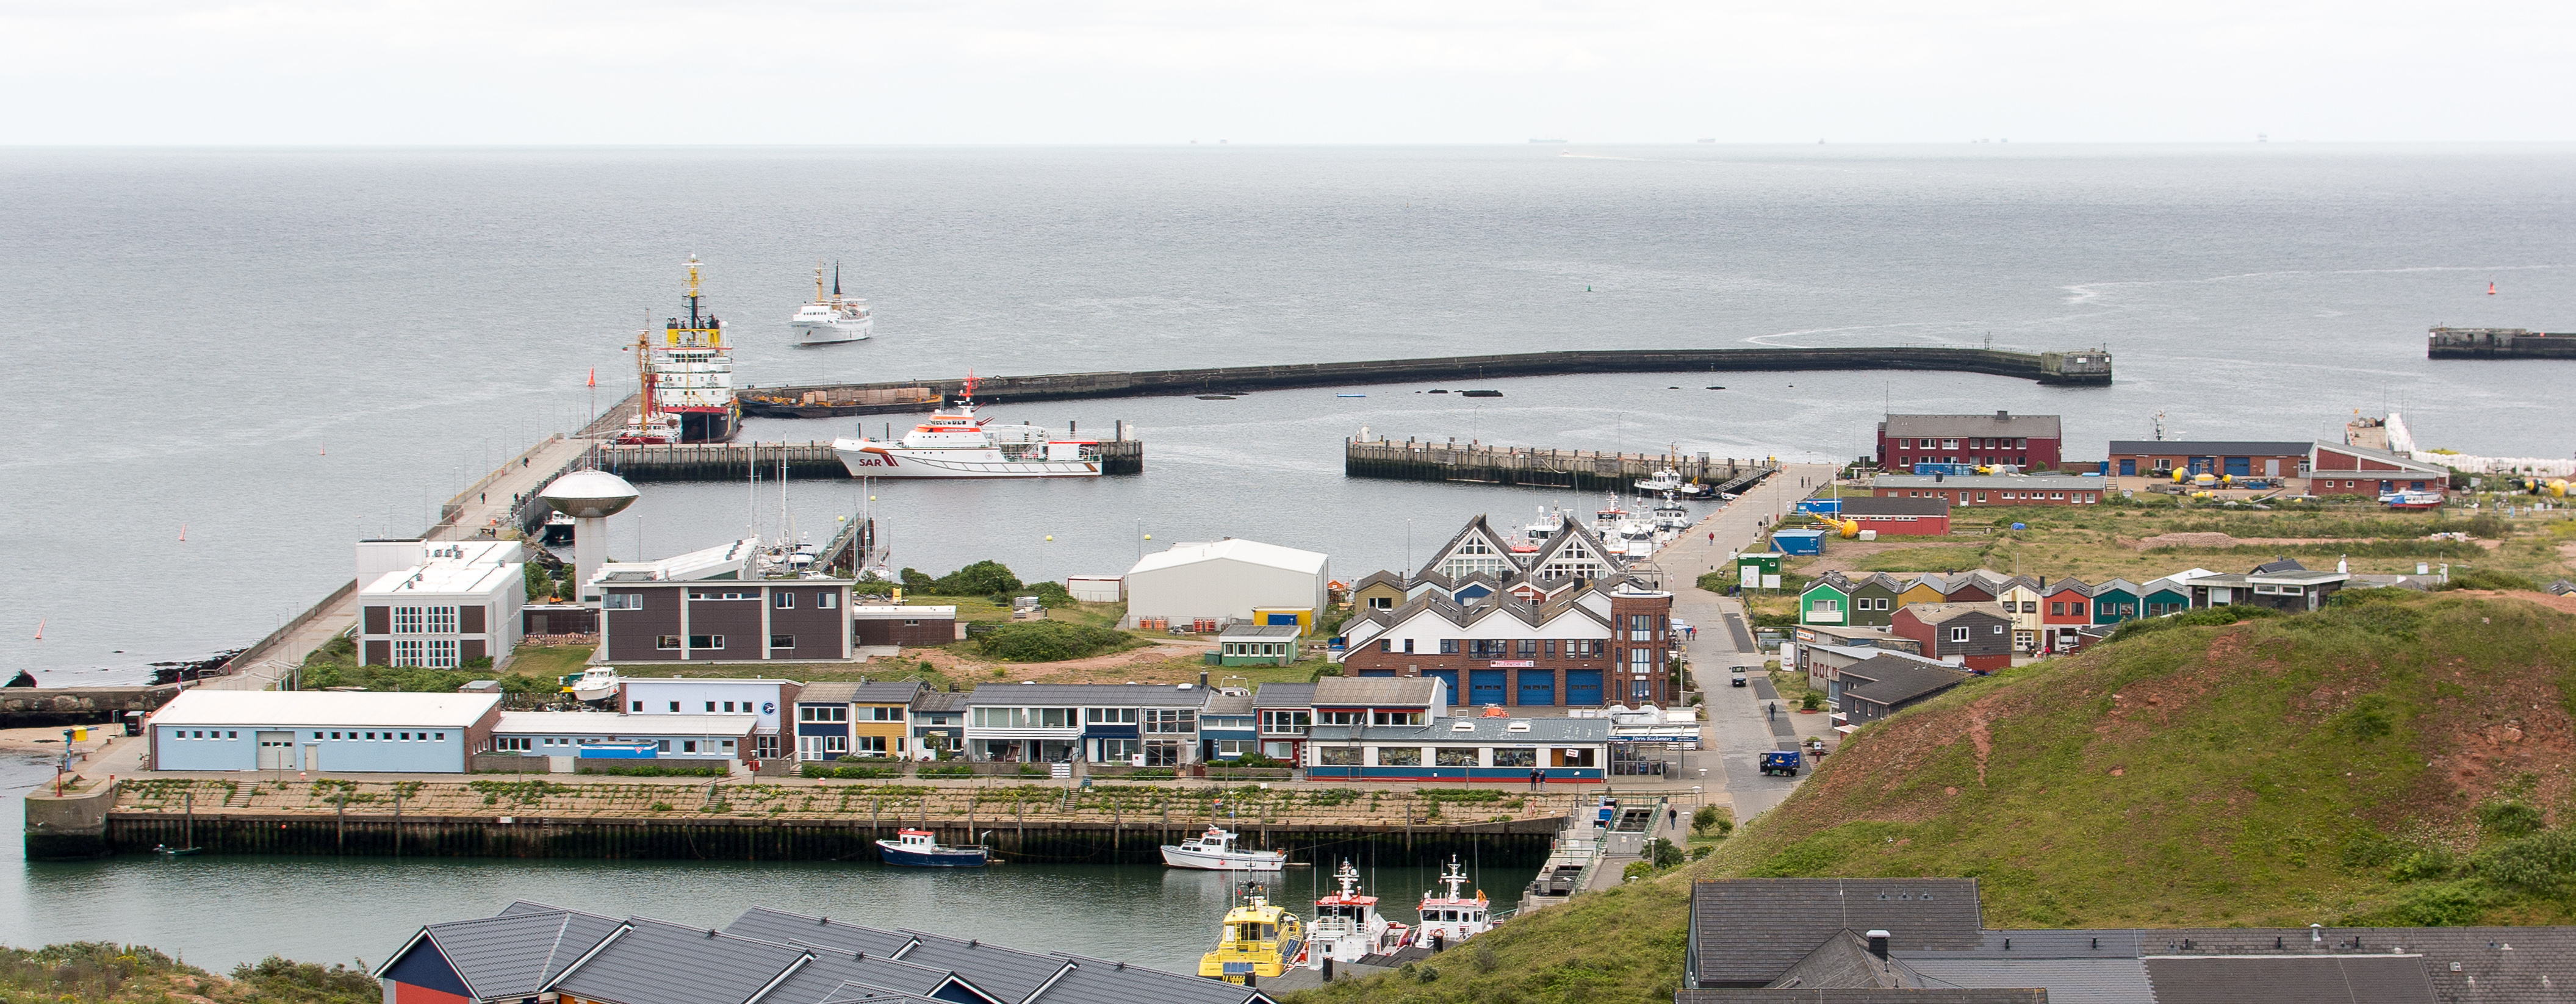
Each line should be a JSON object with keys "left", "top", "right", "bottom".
{"left": 1799, "top": 561, "right": 2356, "bottom": 655}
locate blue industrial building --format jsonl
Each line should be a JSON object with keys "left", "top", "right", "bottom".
{"left": 147, "top": 690, "right": 502, "bottom": 773}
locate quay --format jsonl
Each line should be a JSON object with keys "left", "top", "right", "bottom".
{"left": 34, "top": 778, "right": 1577, "bottom": 864}
{"left": 0, "top": 684, "right": 181, "bottom": 728}
{"left": 593, "top": 439, "right": 1145, "bottom": 481}
{"left": 1346, "top": 438, "right": 1778, "bottom": 494}
{"left": 740, "top": 345, "right": 2116, "bottom": 418}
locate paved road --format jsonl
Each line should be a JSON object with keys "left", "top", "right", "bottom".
{"left": 1652, "top": 462, "right": 1838, "bottom": 822}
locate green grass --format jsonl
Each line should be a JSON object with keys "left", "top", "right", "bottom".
{"left": 1710, "top": 589, "right": 2576, "bottom": 928}
{"left": 504, "top": 643, "right": 596, "bottom": 679}
{"left": 1850, "top": 545, "right": 1993, "bottom": 572}
{"left": 0, "top": 942, "right": 379, "bottom": 1004}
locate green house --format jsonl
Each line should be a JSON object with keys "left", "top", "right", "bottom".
{"left": 1847, "top": 573, "right": 1903, "bottom": 627}
{"left": 2090, "top": 578, "right": 2142, "bottom": 624}
{"left": 1218, "top": 625, "right": 1302, "bottom": 666}
{"left": 2137, "top": 576, "right": 2193, "bottom": 617}
{"left": 1799, "top": 574, "right": 1854, "bottom": 626}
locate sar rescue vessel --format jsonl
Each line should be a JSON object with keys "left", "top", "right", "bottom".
{"left": 831, "top": 373, "right": 1103, "bottom": 478}
{"left": 788, "top": 262, "right": 873, "bottom": 346}
{"left": 1198, "top": 882, "right": 1304, "bottom": 985}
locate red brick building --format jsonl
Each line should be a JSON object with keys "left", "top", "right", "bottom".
{"left": 1835, "top": 496, "right": 1952, "bottom": 536}
{"left": 2308, "top": 442, "right": 2450, "bottom": 496}
{"left": 1876, "top": 411, "right": 2062, "bottom": 470}
{"left": 1870, "top": 475, "right": 2107, "bottom": 507}
{"left": 1336, "top": 581, "right": 1677, "bottom": 707}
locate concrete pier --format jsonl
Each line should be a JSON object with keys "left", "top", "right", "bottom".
{"left": 594, "top": 439, "right": 1145, "bottom": 481}
{"left": 742, "top": 346, "right": 2115, "bottom": 418}
{"left": 1345, "top": 439, "right": 1777, "bottom": 493}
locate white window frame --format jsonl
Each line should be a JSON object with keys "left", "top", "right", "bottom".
{"left": 427, "top": 606, "right": 459, "bottom": 634}
{"left": 392, "top": 606, "right": 425, "bottom": 634}
{"left": 603, "top": 593, "right": 643, "bottom": 611}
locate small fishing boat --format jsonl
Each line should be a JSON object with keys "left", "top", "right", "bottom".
{"left": 1161, "top": 826, "right": 1288, "bottom": 871}
{"left": 2380, "top": 490, "right": 2445, "bottom": 511}
{"left": 1413, "top": 856, "right": 1501, "bottom": 949}
{"left": 1199, "top": 882, "right": 1304, "bottom": 985}
{"left": 1303, "top": 860, "right": 1409, "bottom": 967}
{"left": 559, "top": 666, "right": 623, "bottom": 703}
{"left": 153, "top": 844, "right": 200, "bottom": 856}
{"left": 1196, "top": 395, "right": 1237, "bottom": 401}
{"left": 1459, "top": 389, "right": 1503, "bottom": 398}
{"left": 541, "top": 511, "right": 577, "bottom": 545}
{"left": 876, "top": 829, "right": 988, "bottom": 867}
{"left": 1336, "top": 393, "right": 1366, "bottom": 398}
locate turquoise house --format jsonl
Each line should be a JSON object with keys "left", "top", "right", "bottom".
{"left": 2090, "top": 578, "right": 2142, "bottom": 624}
{"left": 1799, "top": 575, "right": 1853, "bottom": 626}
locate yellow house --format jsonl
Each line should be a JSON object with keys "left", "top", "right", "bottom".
{"left": 1894, "top": 576, "right": 1949, "bottom": 609}
{"left": 794, "top": 679, "right": 929, "bottom": 762}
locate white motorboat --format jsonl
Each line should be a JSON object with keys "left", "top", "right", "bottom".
{"left": 1635, "top": 467, "right": 1687, "bottom": 493}
{"left": 1304, "top": 859, "right": 1409, "bottom": 967}
{"left": 1160, "top": 826, "right": 1289, "bottom": 870}
{"left": 1413, "top": 856, "right": 1502, "bottom": 949}
{"left": 832, "top": 373, "right": 1103, "bottom": 479}
{"left": 790, "top": 264, "right": 873, "bottom": 346}
{"left": 560, "top": 666, "right": 623, "bottom": 702}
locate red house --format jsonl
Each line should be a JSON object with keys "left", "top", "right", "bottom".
{"left": 1836, "top": 496, "right": 1952, "bottom": 536}
{"left": 2041, "top": 578, "right": 2093, "bottom": 652}
{"left": 1888, "top": 603, "right": 2014, "bottom": 672}
{"left": 2308, "top": 442, "right": 2450, "bottom": 497}
{"left": 1877, "top": 411, "right": 2062, "bottom": 471}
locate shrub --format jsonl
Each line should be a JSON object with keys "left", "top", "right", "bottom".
{"left": 2390, "top": 881, "right": 2488, "bottom": 926}
{"left": 1692, "top": 805, "right": 1722, "bottom": 833}
{"left": 916, "top": 764, "right": 977, "bottom": 778}
{"left": 2440, "top": 568, "right": 2539, "bottom": 592}
{"left": 934, "top": 560, "right": 1023, "bottom": 595}
{"left": 2478, "top": 800, "right": 2547, "bottom": 840}
{"left": 1646, "top": 837, "right": 1685, "bottom": 869}
{"left": 232, "top": 955, "right": 382, "bottom": 1004}
{"left": 2332, "top": 693, "right": 2403, "bottom": 742}
{"left": 801, "top": 764, "right": 895, "bottom": 779}
{"left": 973, "top": 620, "right": 1140, "bottom": 662}
{"left": 2466, "top": 512, "right": 2508, "bottom": 539}
{"left": 575, "top": 761, "right": 727, "bottom": 777}
{"left": 1799, "top": 692, "right": 1821, "bottom": 712}
{"left": 1023, "top": 581, "right": 1075, "bottom": 608}
{"left": 2471, "top": 830, "right": 2576, "bottom": 896}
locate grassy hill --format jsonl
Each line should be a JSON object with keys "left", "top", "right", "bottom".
{"left": 1286, "top": 589, "right": 2576, "bottom": 1004}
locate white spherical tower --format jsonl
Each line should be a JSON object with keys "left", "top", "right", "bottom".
{"left": 538, "top": 470, "right": 640, "bottom": 603}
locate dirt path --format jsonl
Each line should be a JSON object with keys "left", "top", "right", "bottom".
{"left": 907, "top": 639, "right": 1220, "bottom": 684}
{"left": 2123, "top": 531, "right": 2502, "bottom": 552}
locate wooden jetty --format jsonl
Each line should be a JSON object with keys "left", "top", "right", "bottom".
{"left": 1346, "top": 438, "right": 1777, "bottom": 493}
{"left": 741, "top": 346, "right": 2115, "bottom": 418}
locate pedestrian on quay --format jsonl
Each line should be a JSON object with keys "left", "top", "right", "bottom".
{"left": 1529, "top": 767, "right": 1544, "bottom": 791}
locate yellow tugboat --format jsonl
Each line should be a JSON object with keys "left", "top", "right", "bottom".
{"left": 1197, "top": 883, "right": 1305, "bottom": 986}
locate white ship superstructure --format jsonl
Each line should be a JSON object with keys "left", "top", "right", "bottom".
{"left": 831, "top": 374, "right": 1101, "bottom": 479}
{"left": 1303, "top": 859, "right": 1409, "bottom": 967}
{"left": 634, "top": 256, "right": 740, "bottom": 443}
{"left": 1413, "top": 856, "right": 1500, "bottom": 948}
{"left": 789, "top": 263, "right": 873, "bottom": 346}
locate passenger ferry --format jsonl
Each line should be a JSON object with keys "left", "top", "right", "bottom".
{"left": 875, "top": 829, "right": 989, "bottom": 867}
{"left": 1303, "top": 860, "right": 1409, "bottom": 968}
{"left": 1198, "top": 883, "right": 1303, "bottom": 985}
{"left": 1414, "top": 856, "right": 1502, "bottom": 948}
{"left": 832, "top": 374, "right": 1103, "bottom": 479}
{"left": 1161, "top": 826, "right": 1289, "bottom": 871}
{"left": 788, "top": 263, "right": 872, "bottom": 346}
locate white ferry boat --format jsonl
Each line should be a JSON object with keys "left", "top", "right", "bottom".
{"left": 788, "top": 263, "right": 872, "bottom": 346}
{"left": 1162, "top": 826, "right": 1289, "bottom": 871}
{"left": 1303, "top": 860, "right": 1409, "bottom": 968}
{"left": 1414, "top": 856, "right": 1501, "bottom": 948}
{"left": 832, "top": 374, "right": 1103, "bottom": 479}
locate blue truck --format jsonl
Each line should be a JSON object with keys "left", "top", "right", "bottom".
{"left": 1760, "top": 750, "right": 1803, "bottom": 776}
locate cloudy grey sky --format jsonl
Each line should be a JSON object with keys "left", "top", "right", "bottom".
{"left": 7, "top": 0, "right": 2571, "bottom": 144}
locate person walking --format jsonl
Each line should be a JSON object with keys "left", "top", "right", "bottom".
{"left": 1528, "top": 767, "right": 1544, "bottom": 791}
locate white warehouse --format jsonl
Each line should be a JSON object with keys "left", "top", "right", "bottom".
{"left": 1122, "top": 538, "right": 1329, "bottom": 630}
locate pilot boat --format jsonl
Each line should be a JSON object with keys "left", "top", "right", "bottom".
{"left": 876, "top": 829, "right": 989, "bottom": 867}
{"left": 1198, "top": 883, "right": 1304, "bottom": 985}
{"left": 1162, "top": 826, "right": 1289, "bottom": 871}
{"left": 1413, "top": 856, "right": 1500, "bottom": 949}
{"left": 832, "top": 373, "right": 1102, "bottom": 479}
{"left": 1303, "top": 860, "right": 1410, "bottom": 968}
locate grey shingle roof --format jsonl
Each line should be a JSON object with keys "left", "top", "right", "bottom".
{"left": 1311, "top": 676, "right": 1441, "bottom": 707}
{"left": 725, "top": 907, "right": 917, "bottom": 957}
{"left": 2144, "top": 956, "right": 2431, "bottom": 1004}
{"left": 1771, "top": 931, "right": 1933, "bottom": 989}
{"left": 1837, "top": 497, "right": 1952, "bottom": 517}
{"left": 1035, "top": 955, "right": 1272, "bottom": 1004}
{"left": 758, "top": 945, "right": 1002, "bottom": 1004}
{"left": 1904, "top": 959, "right": 2146, "bottom": 1004}
{"left": 1840, "top": 658, "right": 1968, "bottom": 709}
{"left": 1676, "top": 991, "right": 2046, "bottom": 1003}
{"left": 963, "top": 683, "right": 1214, "bottom": 708}
{"left": 1880, "top": 413, "right": 2063, "bottom": 439}
{"left": 1252, "top": 683, "right": 1315, "bottom": 708}
{"left": 914, "top": 690, "right": 971, "bottom": 712}
{"left": 1692, "top": 880, "right": 1988, "bottom": 988}
{"left": 888, "top": 930, "right": 1072, "bottom": 1003}
{"left": 397, "top": 906, "right": 625, "bottom": 1000}
{"left": 798, "top": 681, "right": 930, "bottom": 705}
{"left": 547, "top": 917, "right": 808, "bottom": 1004}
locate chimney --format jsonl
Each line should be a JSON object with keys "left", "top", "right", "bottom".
{"left": 1866, "top": 930, "right": 1891, "bottom": 959}
{"left": 1200, "top": 672, "right": 1210, "bottom": 689}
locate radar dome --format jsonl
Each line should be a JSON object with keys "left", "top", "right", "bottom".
{"left": 538, "top": 470, "right": 641, "bottom": 518}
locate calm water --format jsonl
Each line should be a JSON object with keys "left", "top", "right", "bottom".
{"left": 0, "top": 757, "right": 1524, "bottom": 970}
{"left": 4, "top": 145, "right": 2572, "bottom": 963}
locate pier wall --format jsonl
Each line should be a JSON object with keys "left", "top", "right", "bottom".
{"left": 96, "top": 812, "right": 1558, "bottom": 865}
{"left": 1345, "top": 439, "right": 1778, "bottom": 494}
{"left": 1, "top": 684, "right": 181, "bottom": 728}
{"left": 594, "top": 440, "right": 1144, "bottom": 481}
{"left": 24, "top": 787, "right": 116, "bottom": 861}
{"left": 742, "top": 346, "right": 2114, "bottom": 418}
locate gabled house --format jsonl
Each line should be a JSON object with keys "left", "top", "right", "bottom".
{"left": 1888, "top": 603, "right": 2014, "bottom": 672}
{"left": 1797, "top": 574, "right": 1854, "bottom": 626}
{"left": 1846, "top": 574, "right": 1904, "bottom": 627}
{"left": 2040, "top": 578, "right": 2093, "bottom": 651}
{"left": 1416, "top": 514, "right": 1525, "bottom": 581}
{"left": 1838, "top": 655, "right": 1971, "bottom": 725}
{"left": 2309, "top": 440, "right": 2450, "bottom": 497}
{"left": 1993, "top": 576, "right": 2043, "bottom": 653}
{"left": 1311, "top": 676, "right": 1446, "bottom": 729}
{"left": 1938, "top": 575, "right": 1998, "bottom": 603}
{"left": 1336, "top": 577, "right": 1675, "bottom": 706}
{"left": 2088, "top": 578, "right": 2141, "bottom": 624}
{"left": 2137, "top": 576, "right": 2193, "bottom": 617}
{"left": 1895, "top": 577, "right": 1949, "bottom": 609}
{"left": 375, "top": 902, "right": 625, "bottom": 1004}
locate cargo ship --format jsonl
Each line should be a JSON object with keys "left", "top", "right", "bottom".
{"left": 2427, "top": 326, "right": 2576, "bottom": 359}
{"left": 631, "top": 257, "right": 741, "bottom": 443}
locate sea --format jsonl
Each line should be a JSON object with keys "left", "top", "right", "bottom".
{"left": 1, "top": 144, "right": 2570, "bottom": 964}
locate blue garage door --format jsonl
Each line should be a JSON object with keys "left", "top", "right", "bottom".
{"left": 1565, "top": 670, "right": 1602, "bottom": 706}
{"left": 1358, "top": 669, "right": 1395, "bottom": 677}
{"left": 1266, "top": 613, "right": 1300, "bottom": 625}
{"left": 1423, "top": 669, "right": 1459, "bottom": 705}
{"left": 2223, "top": 456, "right": 2250, "bottom": 477}
{"left": 2118, "top": 459, "right": 2136, "bottom": 476}
{"left": 1469, "top": 670, "right": 1507, "bottom": 706}
{"left": 1517, "top": 671, "right": 1555, "bottom": 706}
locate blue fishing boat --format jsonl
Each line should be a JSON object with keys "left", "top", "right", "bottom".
{"left": 876, "top": 828, "right": 988, "bottom": 867}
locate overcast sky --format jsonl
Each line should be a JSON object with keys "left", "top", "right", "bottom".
{"left": 6, "top": 0, "right": 2572, "bottom": 145}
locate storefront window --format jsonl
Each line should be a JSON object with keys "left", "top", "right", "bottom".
{"left": 1376, "top": 747, "right": 1422, "bottom": 766}
{"left": 1434, "top": 748, "right": 1480, "bottom": 767}
{"left": 1492, "top": 747, "right": 1537, "bottom": 767}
